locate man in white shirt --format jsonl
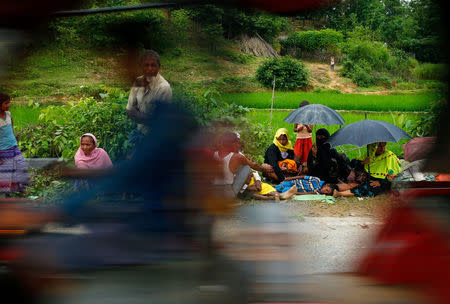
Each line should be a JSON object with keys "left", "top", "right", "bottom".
{"left": 126, "top": 50, "right": 172, "bottom": 136}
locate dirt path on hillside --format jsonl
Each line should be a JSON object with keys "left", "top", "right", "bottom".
{"left": 306, "top": 62, "right": 358, "bottom": 93}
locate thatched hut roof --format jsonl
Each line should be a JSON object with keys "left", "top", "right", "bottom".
{"left": 238, "top": 34, "right": 279, "bottom": 58}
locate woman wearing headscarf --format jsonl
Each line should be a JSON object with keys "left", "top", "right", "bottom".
{"left": 74, "top": 133, "right": 113, "bottom": 169}
{"left": 263, "top": 128, "right": 295, "bottom": 182}
{"left": 74, "top": 133, "right": 113, "bottom": 190}
{"left": 335, "top": 142, "right": 401, "bottom": 197}
{"left": 307, "top": 128, "right": 342, "bottom": 183}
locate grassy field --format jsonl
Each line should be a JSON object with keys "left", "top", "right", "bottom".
{"left": 221, "top": 92, "right": 437, "bottom": 111}
{"left": 1, "top": 47, "right": 130, "bottom": 101}
{"left": 246, "top": 109, "right": 423, "bottom": 159}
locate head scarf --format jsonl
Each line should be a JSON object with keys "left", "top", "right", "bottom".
{"left": 74, "top": 133, "right": 113, "bottom": 169}
{"left": 307, "top": 128, "right": 335, "bottom": 181}
{"left": 363, "top": 143, "right": 401, "bottom": 180}
{"left": 315, "top": 128, "right": 330, "bottom": 148}
{"left": 273, "top": 128, "right": 294, "bottom": 152}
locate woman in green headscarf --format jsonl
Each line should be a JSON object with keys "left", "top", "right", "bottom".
{"left": 335, "top": 142, "right": 401, "bottom": 197}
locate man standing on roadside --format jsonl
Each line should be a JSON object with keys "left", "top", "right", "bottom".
{"left": 126, "top": 50, "right": 172, "bottom": 150}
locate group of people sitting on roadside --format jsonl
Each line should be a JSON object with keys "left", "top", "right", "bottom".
{"left": 213, "top": 102, "right": 402, "bottom": 201}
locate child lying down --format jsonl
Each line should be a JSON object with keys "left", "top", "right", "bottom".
{"left": 241, "top": 173, "right": 338, "bottom": 201}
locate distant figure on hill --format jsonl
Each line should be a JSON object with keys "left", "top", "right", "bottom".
{"left": 126, "top": 50, "right": 172, "bottom": 151}
{"left": 330, "top": 56, "right": 335, "bottom": 71}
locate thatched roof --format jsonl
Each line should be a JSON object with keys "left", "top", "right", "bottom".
{"left": 238, "top": 34, "right": 279, "bottom": 58}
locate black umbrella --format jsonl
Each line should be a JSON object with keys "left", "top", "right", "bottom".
{"left": 283, "top": 104, "right": 345, "bottom": 125}
{"left": 326, "top": 119, "right": 411, "bottom": 148}
{"left": 326, "top": 119, "right": 411, "bottom": 181}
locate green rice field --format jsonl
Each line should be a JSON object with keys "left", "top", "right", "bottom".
{"left": 246, "top": 109, "right": 424, "bottom": 160}
{"left": 221, "top": 92, "right": 436, "bottom": 112}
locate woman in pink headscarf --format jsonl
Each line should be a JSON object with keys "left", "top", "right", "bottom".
{"left": 74, "top": 133, "right": 113, "bottom": 190}
{"left": 74, "top": 133, "right": 113, "bottom": 169}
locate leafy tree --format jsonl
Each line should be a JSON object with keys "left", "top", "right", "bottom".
{"left": 187, "top": 5, "right": 288, "bottom": 43}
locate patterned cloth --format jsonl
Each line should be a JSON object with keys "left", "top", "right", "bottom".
{"left": 0, "top": 146, "right": 30, "bottom": 193}
{"left": 275, "top": 175, "right": 325, "bottom": 193}
{"left": 350, "top": 178, "right": 391, "bottom": 197}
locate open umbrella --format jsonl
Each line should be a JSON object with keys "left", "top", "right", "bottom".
{"left": 326, "top": 119, "right": 411, "bottom": 181}
{"left": 283, "top": 104, "right": 345, "bottom": 125}
{"left": 326, "top": 119, "right": 411, "bottom": 148}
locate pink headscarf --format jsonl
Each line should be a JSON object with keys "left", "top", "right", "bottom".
{"left": 74, "top": 133, "right": 113, "bottom": 169}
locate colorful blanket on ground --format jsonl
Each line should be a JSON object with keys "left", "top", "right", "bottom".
{"left": 0, "top": 146, "right": 30, "bottom": 193}
{"left": 275, "top": 176, "right": 325, "bottom": 193}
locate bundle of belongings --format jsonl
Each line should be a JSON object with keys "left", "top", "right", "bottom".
{"left": 393, "top": 137, "right": 450, "bottom": 187}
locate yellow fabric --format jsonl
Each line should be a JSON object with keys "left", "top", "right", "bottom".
{"left": 273, "top": 128, "right": 294, "bottom": 152}
{"left": 363, "top": 143, "right": 402, "bottom": 180}
{"left": 249, "top": 177, "right": 276, "bottom": 195}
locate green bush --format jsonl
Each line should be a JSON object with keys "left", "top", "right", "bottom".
{"left": 414, "top": 63, "right": 448, "bottom": 81}
{"left": 385, "top": 48, "right": 418, "bottom": 79}
{"left": 350, "top": 64, "right": 374, "bottom": 87}
{"left": 374, "top": 73, "right": 392, "bottom": 88}
{"left": 238, "top": 120, "right": 272, "bottom": 164}
{"left": 281, "top": 29, "right": 344, "bottom": 58}
{"left": 341, "top": 40, "right": 389, "bottom": 71}
{"left": 16, "top": 89, "right": 135, "bottom": 160}
{"left": 340, "top": 39, "right": 419, "bottom": 87}
{"left": 256, "top": 57, "right": 309, "bottom": 91}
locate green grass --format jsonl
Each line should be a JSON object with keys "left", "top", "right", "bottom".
{"left": 221, "top": 92, "right": 437, "bottom": 111}
{"left": 247, "top": 109, "right": 424, "bottom": 160}
{"left": 10, "top": 105, "right": 42, "bottom": 127}
{"left": 1, "top": 47, "right": 129, "bottom": 101}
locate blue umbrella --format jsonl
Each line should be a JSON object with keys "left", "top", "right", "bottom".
{"left": 326, "top": 119, "right": 411, "bottom": 148}
{"left": 283, "top": 104, "right": 345, "bottom": 125}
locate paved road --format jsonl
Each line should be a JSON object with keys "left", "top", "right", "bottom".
{"left": 215, "top": 203, "right": 383, "bottom": 274}
{"left": 42, "top": 202, "right": 383, "bottom": 275}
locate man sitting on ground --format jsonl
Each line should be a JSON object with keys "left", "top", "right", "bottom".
{"left": 213, "top": 131, "right": 273, "bottom": 187}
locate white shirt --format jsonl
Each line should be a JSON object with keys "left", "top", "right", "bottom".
{"left": 127, "top": 73, "right": 172, "bottom": 134}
